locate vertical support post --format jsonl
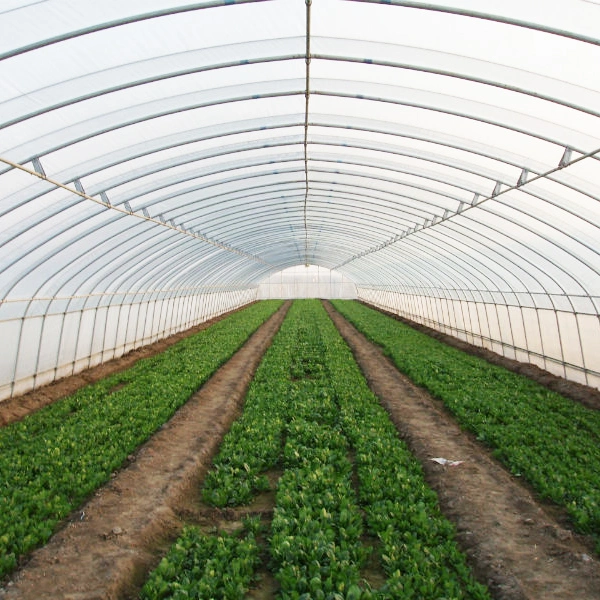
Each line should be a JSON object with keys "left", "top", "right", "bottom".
{"left": 87, "top": 300, "right": 99, "bottom": 370}
{"left": 71, "top": 301, "right": 85, "bottom": 376}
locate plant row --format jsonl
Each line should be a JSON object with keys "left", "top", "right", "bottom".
{"left": 140, "top": 517, "right": 262, "bottom": 600}
{"left": 331, "top": 299, "right": 600, "bottom": 545}
{"left": 149, "top": 299, "right": 490, "bottom": 598}
{"left": 270, "top": 393, "right": 368, "bottom": 596}
{"left": 317, "top": 301, "right": 489, "bottom": 599}
{"left": 333, "top": 363, "right": 489, "bottom": 598}
{"left": 0, "top": 300, "right": 282, "bottom": 579}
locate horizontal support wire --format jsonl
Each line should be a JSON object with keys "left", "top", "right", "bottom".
{"left": 334, "top": 146, "right": 600, "bottom": 269}
{"left": 0, "top": 284, "right": 255, "bottom": 305}
{"left": 0, "top": 156, "right": 271, "bottom": 266}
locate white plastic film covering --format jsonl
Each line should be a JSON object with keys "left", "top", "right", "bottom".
{"left": 1, "top": 0, "right": 600, "bottom": 395}
{"left": 257, "top": 265, "right": 357, "bottom": 299}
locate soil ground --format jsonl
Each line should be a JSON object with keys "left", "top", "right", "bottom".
{"left": 0, "top": 302, "right": 290, "bottom": 600}
{"left": 324, "top": 301, "right": 600, "bottom": 600}
{"left": 1, "top": 299, "right": 599, "bottom": 599}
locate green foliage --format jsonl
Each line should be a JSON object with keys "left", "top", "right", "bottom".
{"left": 201, "top": 299, "right": 490, "bottom": 598}
{"left": 0, "top": 301, "right": 282, "bottom": 579}
{"left": 140, "top": 523, "right": 260, "bottom": 599}
{"left": 332, "top": 299, "right": 600, "bottom": 542}
{"left": 202, "top": 301, "right": 369, "bottom": 595}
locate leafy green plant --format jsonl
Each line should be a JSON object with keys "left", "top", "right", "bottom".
{"left": 201, "top": 300, "right": 490, "bottom": 598}
{"left": 332, "top": 299, "right": 600, "bottom": 544}
{"left": 0, "top": 301, "right": 282, "bottom": 579}
{"left": 140, "top": 523, "right": 260, "bottom": 600}
{"left": 270, "top": 419, "right": 368, "bottom": 597}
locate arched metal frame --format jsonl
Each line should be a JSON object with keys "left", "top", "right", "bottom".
{"left": 1, "top": 0, "right": 600, "bottom": 396}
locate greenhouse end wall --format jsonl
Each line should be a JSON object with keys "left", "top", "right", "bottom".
{"left": 257, "top": 265, "right": 357, "bottom": 299}
{"left": 0, "top": 288, "right": 256, "bottom": 401}
{"left": 357, "top": 287, "right": 600, "bottom": 391}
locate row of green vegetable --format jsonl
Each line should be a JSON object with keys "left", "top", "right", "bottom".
{"left": 331, "top": 299, "right": 600, "bottom": 547}
{"left": 142, "top": 299, "right": 490, "bottom": 598}
{"left": 140, "top": 517, "right": 262, "bottom": 600}
{"left": 0, "top": 300, "right": 283, "bottom": 579}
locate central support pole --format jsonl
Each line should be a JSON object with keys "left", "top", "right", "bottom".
{"left": 303, "top": 0, "right": 312, "bottom": 267}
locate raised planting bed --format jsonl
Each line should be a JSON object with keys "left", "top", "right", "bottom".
{"left": 331, "top": 299, "right": 600, "bottom": 550}
{"left": 141, "top": 517, "right": 262, "bottom": 599}
{"left": 144, "top": 299, "right": 490, "bottom": 598}
{"left": 0, "top": 300, "right": 283, "bottom": 579}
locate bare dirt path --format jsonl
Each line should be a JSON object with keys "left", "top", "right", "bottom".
{"left": 325, "top": 301, "right": 600, "bottom": 600}
{"left": 0, "top": 301, "right": 291, "bottom": 600}
{"left": 0, "top": 306, "right": 252, "bottom": 428}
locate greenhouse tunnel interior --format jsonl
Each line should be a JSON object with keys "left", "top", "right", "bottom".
{"left": 1, "top": 0, "right": 600, "bottom": 400}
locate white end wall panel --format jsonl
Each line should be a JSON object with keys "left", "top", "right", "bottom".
{"left": 257, "top": 265, "right": 357, "bottom": 299}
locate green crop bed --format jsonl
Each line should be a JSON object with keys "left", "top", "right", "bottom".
{"left": 140, "top": 518, "right": 261, "bottom": 599}
{"left": 331, "top": 299, "right": 600, "bottom": 547}
{"left": 0, "top": 300, "right": 282, "bottom": 578}
{"left": 150, "top": 300, "right": 489, "bottom": 598}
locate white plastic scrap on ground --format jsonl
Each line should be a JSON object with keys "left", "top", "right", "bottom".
{"left": 430, "top": 457, "right": 464, "bottom": 467}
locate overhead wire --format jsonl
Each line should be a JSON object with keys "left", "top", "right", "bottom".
{"left": 0, "top": 156, "right": 271, "bottom": 266}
